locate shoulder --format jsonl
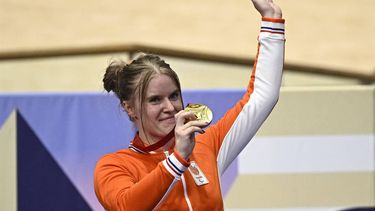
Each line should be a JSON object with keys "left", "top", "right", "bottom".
{"left": 96, "top": 148, "right": 135, "bottom": 167}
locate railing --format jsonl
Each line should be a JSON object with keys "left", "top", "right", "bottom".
{"left": 0, "top": 44, "right": 373, "bottom": 83}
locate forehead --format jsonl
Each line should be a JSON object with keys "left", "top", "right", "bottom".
{"left": 146, "top": 74, "right": 178, "bottom": 96}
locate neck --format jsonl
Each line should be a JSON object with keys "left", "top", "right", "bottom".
{"left": 155, "top": 137, "right": 175, "bottom": 152}
{"left": 135, "top": 129, "right": 175, "bottom": 153}
{"left": 139, "top": 132, "right": 158, "bottom": 146}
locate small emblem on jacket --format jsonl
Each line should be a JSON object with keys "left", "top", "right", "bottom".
{"left": 188, "top": 161, "right": 209, "bottom": 186}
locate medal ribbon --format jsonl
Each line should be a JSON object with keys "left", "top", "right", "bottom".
{"left": 131, "top": 127, "right": 175, "bottom": 153}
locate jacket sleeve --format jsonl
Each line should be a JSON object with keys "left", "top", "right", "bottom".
{"left": 94, "top": 152, "right": 189, "bottom": 210}
{"left": 198, "top": 17, "right": 285, "bottom": 175}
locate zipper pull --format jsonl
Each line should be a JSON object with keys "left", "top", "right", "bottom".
{"left": 163, "top": 151, "right": 169, "bottom": 158}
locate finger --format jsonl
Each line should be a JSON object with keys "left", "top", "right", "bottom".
{"left": 181, "top": 126, "right": 206, "bottom": 137}
{"left": 175, "top": 110, "right": 197, "bottom": 127}
{"left": 181, "top": 120, "right": 210, "bottom": 130}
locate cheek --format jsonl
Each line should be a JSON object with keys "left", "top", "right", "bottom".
{"left": 176, "top": 103, "right": 183, "bottom": 111}
{"left": 145, "top": 105, "right": 162, "bottom": 119}
{"left": 175, "top": 99, "right": 184, "bottom": 110}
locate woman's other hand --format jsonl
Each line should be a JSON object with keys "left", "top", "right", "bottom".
{"left": 251, "top": 0, "right": 282, "bottom": 18}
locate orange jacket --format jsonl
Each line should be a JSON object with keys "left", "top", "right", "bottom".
{"left": 94, "top": 17, "right": 285, "bottom": 211}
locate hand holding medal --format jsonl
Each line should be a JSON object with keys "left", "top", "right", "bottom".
{"left": 174, "top": 103, "right": 213, "bottom": 159}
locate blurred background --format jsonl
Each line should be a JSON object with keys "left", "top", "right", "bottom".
{"left": 0, "top": 0, "right": 374, "bottom": 210}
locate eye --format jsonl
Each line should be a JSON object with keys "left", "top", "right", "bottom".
{"left": 149, "top": 96, "right": 161, "bottom": 104}
{"left": 169, "top": 92, "right": 180, "bottom": 101}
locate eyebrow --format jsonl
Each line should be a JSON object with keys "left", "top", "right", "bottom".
{"left": 146, "top": 89, "right": 179, "bottom": 99}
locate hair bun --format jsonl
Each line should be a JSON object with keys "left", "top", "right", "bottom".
{"left": 103, "top": 60, "right": 126, "bottom": 93}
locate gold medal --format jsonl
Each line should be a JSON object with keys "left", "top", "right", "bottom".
{"left": 184, "top": 103, "right": 213, "bottom": 124}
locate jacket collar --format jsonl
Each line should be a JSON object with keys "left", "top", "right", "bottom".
{"left": 129, "top": 128, "right": 175, "bottom": 154}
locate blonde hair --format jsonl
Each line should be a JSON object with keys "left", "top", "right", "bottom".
{"left": 103, "top": 53, "right": 183, "bottom": 120}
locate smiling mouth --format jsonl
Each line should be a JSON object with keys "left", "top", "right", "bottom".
{"left": 160, "top": 116, "right": 175, "bottom": 122}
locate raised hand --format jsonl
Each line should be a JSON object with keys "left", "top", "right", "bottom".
{"left": 251, "top": 0, "right": 282, "bottom": 18}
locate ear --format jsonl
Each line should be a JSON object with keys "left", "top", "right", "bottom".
{"left": 122, "top": 101, "right": 137, "bottom": 121}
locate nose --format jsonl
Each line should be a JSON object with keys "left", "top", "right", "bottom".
{"left": 163, "top": 99, "right": 175, "bottom": 112}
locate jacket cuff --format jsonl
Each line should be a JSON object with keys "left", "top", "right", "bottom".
{"left": 262, "top": 17, "right": 285, "bottom": 23}
{"left": 162, "top": 152, "right": 190, "bottom": 179}
{"left": 173, "top": 150, "right": 190, "bottom": 166}
{"left": 260, "top": 17, "right": 285, "bottom": 39}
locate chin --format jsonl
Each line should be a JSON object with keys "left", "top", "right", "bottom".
{"left": 161, "top": 124, "right": 175, "bottom": 134}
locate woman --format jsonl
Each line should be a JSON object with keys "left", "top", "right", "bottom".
{"left": 94, "top": 0, "right": 285, "bottom": 210}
